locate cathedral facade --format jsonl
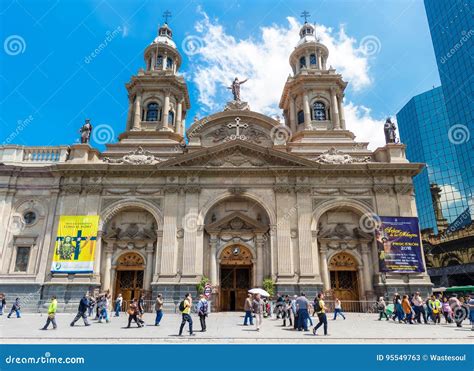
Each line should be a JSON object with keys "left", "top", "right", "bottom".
{"left": 0, "top": 21, "right": 432, "bottom": 310}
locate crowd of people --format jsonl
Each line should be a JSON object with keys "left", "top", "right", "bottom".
{"left": 1, "top": 290, "right": 473, "bottom": 336}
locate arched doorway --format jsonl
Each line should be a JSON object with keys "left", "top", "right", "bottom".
{"left": 114, "top": 252, "right": 145, "bottom": 302}
{"left": 328, "top": 252, "right": 360, "bottom": 301}
{"left": 219, "top": 245, "right": 253, "bottom": 311}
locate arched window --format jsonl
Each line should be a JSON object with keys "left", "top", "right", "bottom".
{"left": 166, "top": 57, "right": 173, "bottom": 69}
{"left": 146, "top": 102, "right": 160, "bottom": 121}
{"left": 313, "top": 101, "right": 327, "bottom": 121}
{"left": 297, "top": 110, "right": 305, "bottom": 124}
{"left": 310, "top": 54, "right": 317, "bottom": 65}
{"left": 168, "top": 111, "right": 175, "bottom": 125}
{"left": 299, "top": 56, "right": 306, "bottom": 69}
{"left": 155, "top": 55, "right": 163, "bottom": 69}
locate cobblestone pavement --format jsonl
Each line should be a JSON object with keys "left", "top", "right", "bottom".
{"left": 0, "top": 312, "right": 472, "bottom": 344}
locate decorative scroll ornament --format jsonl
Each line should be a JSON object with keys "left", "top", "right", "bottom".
{"left": 103, "top": 147, "right": 162, "bottom": 165}
{"left": 312, "top": 147, "right": 371, "bottom": 164}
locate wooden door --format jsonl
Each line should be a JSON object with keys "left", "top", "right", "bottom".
{"left": 220, "top": 266, "right": 251, "bottom": 311}
{"left": 330, "top": 270, "right": 359, "bottom": 301}
{"left": 115, "top": 270, "right": 144, "bottom": 303}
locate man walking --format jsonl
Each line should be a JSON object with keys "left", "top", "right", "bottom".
{"left": 197, "top": 294, "right": 209, "bottom": 332}
{"left": 313, "top": 293, "right": 329, "bottom": 336}
{"left": 114, "top": 293, "right": 123, "bottom": 317}
{"left": 243, "top": 294, "right": 254, "bottom": 326}
{"left": 0, "top": 293, "right": 5, "bottom": 315}
{"left": 178, "top": 293, "right": 194, "bottom": 336}
{"left": 155, "top": 294, "right": 164, "bottom": 326}
{"left": 296, "top": 293, "right": 310, "bottom": 331}
{"left": 412, "top": 292, "right": 427, "bottom": 324}
{"left": 70, "top": 293, "right": 91, "bottom": 327}
{"left": 41, "top": 296, "right": 57, "bottom": 330}
{"left": 7, "top": 298, "right": 21, "bottom": 318}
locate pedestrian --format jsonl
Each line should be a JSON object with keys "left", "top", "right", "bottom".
{"left": 412, "top": 292, "right": 427, "bottom": 324}
{"left": 333, "top": 297, "right": 346, "bottom": 320}
{"left": 41, "top": 296, "right": 57, "bottom": 330}
{"left": 252, "top": 293, "right": 264, "bottom": 331}
{"left": 425, "top": 296, "right": 433, "bottom": 322}
{"left": 138, "top": 294, "right": 145, "bottom": 324}
{"left": 88, "top": 296, "right": 96, "bottom": 318}
{"left": 392, "top": 294, "right": 404, "bottom": 323}
{"left": 275, "top": 294, "right": 284, "bottom": 319}
{"left": 70, "top": 293, "right": 91, "bottom": 327}
{"left": 178, "top": 293, "right": 194, "bottom": 336}
{"left": 451, "top": 296, "right": 469, "bottom": 328}
{"left": 313, "top": 293, "right": 329, "bottom": 336}
{"left": 377, "top": 297, "right": 389, "bottom": 320}
{"left": 243, "top": 293, "right": 254, "bottom": 326}
{"left": 428, "top": 294, "right": 441, "bottom": 324}
{"left": 402, "top": 295, "right": 413, "bottom": 324}
{"left": 295, "top": 293, "right": 310, "bottom": 331}
{"left": 7, "top": 297, "right": 21, "bottom": 318}
{"left": 307, "top": 301, "right": 314, "bottom": 327}
{"left": 468, "top": 294, "right": 474, "bottom": 331}
{"left": 282, "top": 295, "right": 293, "bottom": 327}
{"left": 114, "top": 293, "right": 123, "bottom": 317}
{"left": 291, "top": 295, "right": 298, "bottom": 330}
{"left": 0, "top": 293, "right": 5, "bottom": 315}
{"left": 155, "top": 294, "right": 164, "bottom": 326}
{"left": 441, "top": 297, "right": 452, "bottom": 323}
{"left": 97, "top": 296, "right": 110, "bottom": 323}
{"left": 127, "top": 298, "right": 142, "bottom": 328}
{"left": 196, "top": 294, "right": 209, "bottom": 332}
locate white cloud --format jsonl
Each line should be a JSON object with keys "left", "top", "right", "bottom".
{"left": 439, "top": 184, "right": 463, "bottom": 209}
{"left": 184, "top": 10, "right": 383, "bottom": 147}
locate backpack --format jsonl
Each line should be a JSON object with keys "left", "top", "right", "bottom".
{"left": 313, "top": 299, "right": 322, "bottom": 313}
{"left": 178, "top": 300, "right": 186, "bottom": 312}
{"left": 200, "top": 300, "right": 208, "bottom": 314}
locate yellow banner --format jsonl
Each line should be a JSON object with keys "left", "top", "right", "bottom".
{"left": 51, "top": 215, "right": 100, "bottom": 273}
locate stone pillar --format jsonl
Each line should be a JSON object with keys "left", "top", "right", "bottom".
{"left": 144, "top": 244, "right": 154, "bottom": 291}
{"left": 357, "top": 267, "right": 365, "bottom": 299}
{"left": 162, "top": 91, "right": 170, "bottom": 129}
{"left": 337, "top": 94, "right": 346, "bottom": 130}
{"left": 132, "top": 93, "right": 142, "bottom": 130}
{"left": 317, "top": 50, "right": 322, "bottom": 70}
{"left": 297, "top": 189, "right": 314, "bottom": 278}
{"left": 182, "top": 189, "right": 200, "bottom": 276}
{"left": 102, "top": 243, "right": 113, "bottom": 291}
{"left": 160, "top": 190, "right": 178, "bottom": 276}
{"left": 176, "top": 101, "right": 183, "bottom": 134}
{"left": 330, "top": 88, "right": 340, "bottom": 130}
{"left": 289, "top": 96, "right": 296, "bottom": 133}
{"left": 275, "top": 190, "right": 294, "bottom": 277}
{"left": 209, "top": 235, "right": 218, "bottom": 286}
{"left": 152, "top": 230, "right": 163, "bottom": 282}
{"left": 319, "top": 245, "right": 330, "bottom": 291}
{"left": 93, "top": 232, "right": 103, "bottom": 281}
{"left": 256, "top": 234, "right": 264, "bottom": 286}
{"left": 361, "top": 246, "right": 374, "bottom": 299}
{"left": 303, "top": 93, "right": 311, "bottom": 129}
{"left": 125, "top": 98, "right": 133, "bottom": 131}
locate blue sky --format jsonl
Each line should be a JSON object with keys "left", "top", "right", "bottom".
{"left": 0, "top": 0, "right": 440, "bottom": 150}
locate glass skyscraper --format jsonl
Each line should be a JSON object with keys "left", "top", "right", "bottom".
{"left": 397, "top": 87, "right": 470, "bottom": 235}
{"left": 424, "top": 0, "right": 473, "bottom": 229}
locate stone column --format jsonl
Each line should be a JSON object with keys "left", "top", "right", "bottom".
{"left": 102, "top": 243, "right": 113, "bottom": 291}
{"left": 132, "top": 93, "right": 142, "bottom": 130}
{"left": 319, "top": 245, "right": 330, "bottom": 291}
{"left": 317, "top": 50, "right": 322, "bottom": 70}
{"left": 357, "top": 267, "right": 365, "bottom": 299}
{"left": 153, "top": 230, "right": 163, "bottom": 282}
{"left": 93, "top": 232, "right": 103, "bottom": 281}
{"left": 125, "top": 98, "right": 133, "bottom": 131}
{"left": 176, "top": 101, "right": 183, "bottom": 134}
{"left": 144, "top": 244, "right": 154, "bottom": 291}
{"left": 275, "top": 190, "right": 294, "bottom": 277}
{"left": 297, "top": 189, "right": 314, "bottom": 277}
{"left": 289, "top": 96, "right": 296, "bottom": 133}
{"left": 160, "top": 190, "right": 178, "bottom": 276}
{"left": 209, "top": 235, "right": 218, "bottom": 286}
{"left": 361, "top": 246, "right": 374, "bottom": 298}
{"left": 330, "top": 88, "right": 341, "bottom": 130}
{"left": 182, "top": 188, "right": 200, "bottom": 276}
{"left": 337, "top": 94, "right": 346, "bottom": 130}
{"left": 162, "top": 91, "right": 170, "bottom": 129}
{"left": 256, "top": 234, "right": 264, "bottom": 286}
{"left": 303, "top": 93, "right": 311, "bottom": 129}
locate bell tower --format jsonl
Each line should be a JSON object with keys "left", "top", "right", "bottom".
{"left": 279, "top": 15, "right": 349, "bottom": 137}
{"left": 123, "top": 15, "right": 190, "bottom": 142}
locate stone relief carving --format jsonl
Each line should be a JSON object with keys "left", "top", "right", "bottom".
{"left": 312, "top": 148, "right": 371, "bottom": 164}
{"left": 208, "top": 118, "right": 268, "bottom": 144}
{"left": 103, "top": 147, "right": 163, "bottom": 165}
{"left": 208, "top": 149, "right": 266, "bottom": 167}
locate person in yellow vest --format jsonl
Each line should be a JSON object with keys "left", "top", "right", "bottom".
{"left": 41, "top": 296, "right": 57, "bottom": 330}
{"left": 429, "top": 295, "right": 441, "bottom": 324}
{"left": 178, "top": 293, "right": 195, "bottom": 336}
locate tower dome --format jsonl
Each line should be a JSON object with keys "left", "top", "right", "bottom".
{"left": 143, "top": 22, "right": 181, "bottom": 73}
{"left": 152, "top": 23, "right": 176, "bottom": 49}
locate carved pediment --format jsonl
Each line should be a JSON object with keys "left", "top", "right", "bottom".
{"left": 205, "top": 211, "right": 268, "bottom": 234}
{"left": 208, "top": 117, "right": 268, "bottom": 144}
{"left": 103, "top": 147, "right": 163, "bottom": 165}
{"left": 318, "top": 222, "right": 373, "bottom": 241}
{"left": 311, "top": 148, "right": 371, "bottom": 164}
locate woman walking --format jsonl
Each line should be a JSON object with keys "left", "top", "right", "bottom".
{"left": 333, "top": 298, "right": 346, "bottom": 320}
{"left": 127, "top": 299, "right": 142, "bottom": 328}
{"left": 155, "top": 294, "right": 164, "bottom": 326}
{"left": 441, "top": 297, "right": 452, "bottom": 323}
{"left": 377, "top": 297, "right": 389, "bottom": 320}
{"left": 252, "top": 294, "right": 264, "bottom": 331}
{"left": 114, "top": 293, "right": 123, "bottom": 317}
{"left": 402, "top": 295, "right": 413, "bottom": 324}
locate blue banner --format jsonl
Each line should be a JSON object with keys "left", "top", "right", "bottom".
{"left": 0, "top": 344, "right": 471, "bottom": 370}
{"left": 376, "top": 216, "right": 425, "bottom": 273}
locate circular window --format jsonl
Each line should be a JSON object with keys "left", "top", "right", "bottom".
{"left": 23, "top": 211, "right": 37, "bottom": 225}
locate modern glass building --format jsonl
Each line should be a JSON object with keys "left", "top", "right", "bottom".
{"left": 424, "top": 0, "right": 473, "bottom": 229}
{"left": 397, "top": 87, "right": 471, "bottom": 235}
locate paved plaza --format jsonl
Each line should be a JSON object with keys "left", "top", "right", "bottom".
{"left": 0, "top": 312, "right": 472, "bottom": 344}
